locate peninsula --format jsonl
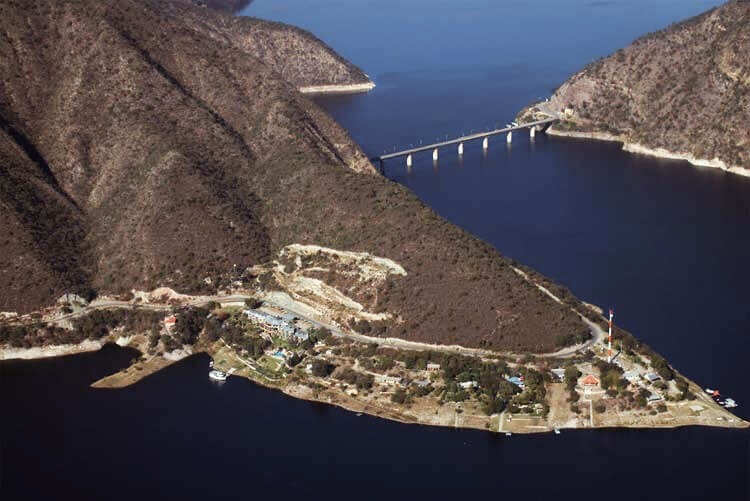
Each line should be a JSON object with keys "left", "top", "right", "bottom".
{"left": 1, "top": 0, "right": 746, "bottom": 434}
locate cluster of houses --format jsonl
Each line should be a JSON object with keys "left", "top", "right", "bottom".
{"left": 550, "top": 364, "right": 666, "bottom": 402}
{"left": 243, "top": 309, "right": 309, "bottom": 343}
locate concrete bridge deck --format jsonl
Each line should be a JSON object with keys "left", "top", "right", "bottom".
{"left": 375, "top": 117, "right": 558, "bottom": 161}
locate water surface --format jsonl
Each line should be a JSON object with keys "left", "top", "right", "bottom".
{"left": 2, "top": 1, "right": 748, "bottom": 499}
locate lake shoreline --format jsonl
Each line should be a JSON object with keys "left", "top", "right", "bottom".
{"left": 546, "top": 127, "right": 750, "bottom": 178}
{"left": 222, "top": 353, "right": 750, "bottom": 434}
{"left": 3, "top": 335, "right": 747, "bottom": 434}
{"left": 298, "top": 82, "right": 375, "bottom": 95}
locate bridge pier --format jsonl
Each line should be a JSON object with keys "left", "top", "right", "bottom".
{"left": 482, "top": 137, "right": 488, "bottom": 150}
{"left": 507, "top": 131, "right": 513, "bottom": 144}
{"left": 406, "top": 154, "right": 413, "bottom": 167}
{"left": 458, "top": 142, "right": 464, "bottom": 155}
{"left": 529, "top": 126, "right": 536, "bottom": 139}
{"left": 432, "top": 148, "right": 439, "bottom": 161}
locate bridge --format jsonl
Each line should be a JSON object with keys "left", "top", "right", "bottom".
{"left": 372, "top": 116, "right": 559, "bottom": 170}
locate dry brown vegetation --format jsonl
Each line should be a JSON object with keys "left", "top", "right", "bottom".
{"left": 526, "top": 1, "right": 750, "bottom": 171}
{"left": 0, "top": 0, "right": 588, "bottom": 352}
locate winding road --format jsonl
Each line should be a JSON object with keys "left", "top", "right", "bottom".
{"left": 11, "top": 287, "right": 607, "bottom": 361}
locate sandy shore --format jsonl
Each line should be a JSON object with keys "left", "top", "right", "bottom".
{"left": 298, "top": 82, "right": 375, "bottom": 95}
{"left": 547, "top": 126, "right": 750, "bottom": 178}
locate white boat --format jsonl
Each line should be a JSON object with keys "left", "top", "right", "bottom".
{"left": 723, "top": 398, "right": 738, "bottom": 408}
{"left": 505, "top": 432, "right": 512, "bottom": 437}
{"left": 554, "top": 428, "right": 561, "bottom": 435}
{"left": 704, "top": 388, "right": 714, "bottom": 394}
{"left": 209, "top": 369, "right": 228, "bottom": 381}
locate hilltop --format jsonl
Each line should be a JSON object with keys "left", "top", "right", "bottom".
{"left": 520, "top": 1, "right": 750, "bottom": 176}
{"left": 0, "top": 0, "right": 589, "bottom": 352}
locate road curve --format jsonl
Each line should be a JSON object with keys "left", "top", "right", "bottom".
{"left": 8, "top": 293, "right": 605, "bottom": 361}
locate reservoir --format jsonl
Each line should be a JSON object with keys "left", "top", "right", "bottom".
{"left": 1, "top": 0, "right": 748, "bottom": 499}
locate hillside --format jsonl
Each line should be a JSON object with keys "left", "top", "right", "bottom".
{"left": 0, "top": 0, "right": 588, "bottom": 353}
{"left": 520, "top": 1, "right": 750, "bottom": 175}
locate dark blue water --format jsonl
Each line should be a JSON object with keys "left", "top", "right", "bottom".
{"left": 2, "top": 1, "right": 748, "bottom": 499}
{"left": 1, "top": 348, "right": 748, "bottom": 499}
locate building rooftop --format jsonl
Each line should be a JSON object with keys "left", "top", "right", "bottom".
{"left": 581, "top": 374, "right": 600, "bottom": 386}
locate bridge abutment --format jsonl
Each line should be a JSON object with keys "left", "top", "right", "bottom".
{"left": 507, "top": 131, "right": 513, "bottom": 143}
{"left": 482, "top": 137, "right": 488, "bottom": 150}
{"left": 432, "top": 148, "right": 439, "bottom": 161}
{"left": 406, "top": 154, "right": 413, "bottom": 167}
{"left": 529, "top": 126, "right": 536, "bottom": 139}
{"left": 458, "top": 142, "right": 464, "bottom": 155}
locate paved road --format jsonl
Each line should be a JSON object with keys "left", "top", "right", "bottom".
{"left": 10, "top": 291, "right": 605, "bottom": 361}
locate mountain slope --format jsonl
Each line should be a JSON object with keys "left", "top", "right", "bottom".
{"left": 521, "top": 1, "right": 750, "bottom": 174}
{"left": 0, "top": 0, "right": 587, "bottom": 352}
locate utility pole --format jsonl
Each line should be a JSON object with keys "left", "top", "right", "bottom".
{"left": 607, "top": 309, "right": 614, "bottom": 363}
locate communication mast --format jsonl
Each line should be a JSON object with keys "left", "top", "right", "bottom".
{"left": 607, "top": 309, "right": 614, "bottom": 363}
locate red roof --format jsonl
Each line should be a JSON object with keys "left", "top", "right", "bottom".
{"left": 164, "top": 315, "right": 177, "bottom": 325}
{"left": 581, "top": 374, "right": 600, "bottom": 386}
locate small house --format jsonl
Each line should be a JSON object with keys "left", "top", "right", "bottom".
{"left": 459, "top": 381, "right": 478, "bottom": 390}
{"left": 163, "top": 315, "right": 177, "bottom": 331}
{"left": 426, "top": 363, "right": 441, "bottom": 373}
{"left": 624, "top": 371, "right": 641, "bottom": 384}
{"left": 551, "top": 368, "right": 565, "bottom": 381}
{"left": 645, "top": 373, "right": 661, "bottom": 383}
{"left": 375, "top": 374, "right": 402, "bottom": 386}
{"left": 581, "top": 374, "right": 600, "bottom": 387}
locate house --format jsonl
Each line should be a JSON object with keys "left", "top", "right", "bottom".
{"left": 163, "top": 315, "right": 177, "bottom": 331}
{"left": 426, "top": 363, "right": 441, "bottom": 373}
{"left": 459, "top": 381, "right": 478, "bottom": 390}
{"left": 624, "top": 371, "right": 641, "bottom": 384}
{"left": 581, "top": 374, "right": 600, "bottom": 387}
{"left": 551, "top": 368, "right": 565, "bottom": 381}
{"left": 375, "top": 374, "right": 402, "bottom": 386}
{"left": 647, "top": 393, "right": 663, "bottom": 403}
{"left": 412, "top": 379, "right": 431, "bottom": 388}
{"left": 645, "top": 373, "right": 661, "bottom": 383}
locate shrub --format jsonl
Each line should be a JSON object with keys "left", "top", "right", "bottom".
{"left": 311, "top": 359, "right": 335, "bottom": 378}
{"left": 391, "top": 389, "right": 407, "bottom": 404}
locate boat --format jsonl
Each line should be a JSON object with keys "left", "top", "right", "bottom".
{"left": 505, "top": 432, "right": 512, "bottom": 437}
{"left": 209, "top": 360, "right": 214, "bottom": 368}
{"left": 554, "top": 428, "right": 561, "bottom": 435}
{"left": 209, "top": 369, "right": 228, "bottom": 381}
{"left": 704, "top": 388, "right": 714, "bottom": 394}
{"left": 723, "top": 398, "right": 738, "bottom": 408}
